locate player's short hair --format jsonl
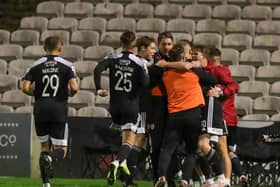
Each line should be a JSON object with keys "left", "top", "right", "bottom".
{"left": 136, "top": 36, "right": 156, "bottom": 52}
{"left": 209, "top": 47, "right": 221, "bottom": 57}
{"left": 120, "top": 31, "right": 136, "bottom": 49}
{"left": 158, "top": 31, "right": 174, "bottom": 44}
{"left": 169, "top": 44, "right": 185, "bottom": 61}
{"left": 179, "top": 39, "right": 192, "bottom": 47}
{"left": 44, "top": 36, "right": 61, "bottom": 52}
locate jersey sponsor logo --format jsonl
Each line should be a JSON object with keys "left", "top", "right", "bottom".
{"left": 0, "top": 134, "right": 16, "bottom": 147}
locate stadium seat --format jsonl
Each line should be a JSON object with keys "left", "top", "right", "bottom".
{"left": 0, "top": 105, "right": 14, "bottom": 113}
{"left": 228, "top": 65, "right": 256, "bottom": 82}
{"left": 15, "top": 106, "right": 33, "bottom": 113}
{"left": 107, "top": 18, "right": 136, "bottom": 32}
{"left": 48, "top": 17, "right": 78, "bottom": 32}
{"left": 77, "top": 106, "right": 109, "bottom": 117}
{"left": 241, "top": 114, "right": 270, "bottom": 121}
{"left": 84, "top": 46, "right": 114, "bottom": 61}
{"left": 212, "top": 5, "right": 241, "bottom": 20}
{"left": 253, "top": 96, "right": 280, "bottom": 115}
{"left": 95, "top": 95, "right": 109, "bottom": 108}
{"left": 193, "top": 33, "right": 222, "bottom": 48}
{"left": 2, "top": 90, "right": 31, "bottom": 108}
{"left": 136, "top": 18, "right": 166, "bottom": 33}
{"left": 227, "top": 0, "right": 251, "bottom": 6}
{"left": 256, "top": 0, "right": 280, "bottom": 6}
{"left": 0, "top": 44, "right": 23, "bottom": 61}
{"left": 182, "top": 5, "right": 211, "bottom": 20}
{"left": 235, "top": 95, "right": 253, "bottom": 116}
{"left": 139, "top": 0, "right": 163, "bottom": 4}
{"left": 154, "top": 3, "right": 182, "bottom": 20}
{"left": 136, "top": 32, "right": 159, "bottom": 40}
{"left": 100, "top": 32, "right": 122, "bottom": 49}
{"left": 256, "top": 66, "right": 280, "bottom": 83}
{"left": 20, "top": 17, "right": 48, "bottom": 33}
{"left": 11, "top": 30, "right": 40, "bottom": 47}
{"left": 41, "top": 30, "right": 70, "bottom": 45}
{"left": 220, "top": 48, "right": 239, "bottom": 66}
{"left": 110, "top": 0, "right": 137, "bottom": 4}
{"left": 71, "top": 31, "right": 99, "bottom": 48}
{"left": 124, "top": 3, "right": 154, "bottom": 19}
{"left": 256, "top": 21, "right": 280, "bottom": 35}
{"left": 270, "top": 50, "right": 280, "bottom": 66}
{"left": 172, "top": 33, "right": 192, "bottom": 44}
{"left": 226, "top": 20, "right": 256, "bottom": 36}
{"left": 80, "top": 75, "right": 109, "bottom": 91}
{"left": 272, "top": 7, "right": 280, "bottom": 20}
{"left": 197, "top": 0, "right": 223, "bottom": 4}
{"left": 238, "top": 81, "right": 270, "bottom": 98}
{"left": 270, "top": 81, "right": 280, "bottom": 96}
{"left": 223, "top": 34, "right": 252, "bottom": 51}
{"left": 242, "top": 5, "right": 272, "bottom": 20}
{"left": 79, "top": 17, "right": 106, "bottom": 34}
{"left": 68, "top": 90, "right": 95, "bottom": 109}
{"left": 23, "top": 45, "right": 45, "bottom": 59}
{"left": 94, "top": 3, "right": 123, "bottom": 19}
{"left": 68, "top": 106, "right": 76, "bottom": 117}
{"left": 73, "top": 61, "right": 98, "bottom": 78}
{"left": 0, "top": 29, "right": 10, "bottom": 44}
{"left": 64, "top": 2, "right": 94, "bottom": 18}
{"left": 196, "top": 19, "right": 226, "bottom": 34}
{"left": 239, "top": 49, "right": 270, "bottom": 67}
{"left": 166, "top": 19, "right": 195, "bottom": 36}
{"left": 254, "top": 35, "right": 280, "bottom": 51}
{"left": 36, "top": 1, "right": 64, "bottom": 18}
{"left": 271, "top": 113, "right": 280, "bottom": 121}
{"left": 8, "top": 59, "right": 33, "bottom": 78}
{"left": 168, "top": 0, "right": 194, "bottom": 4}
{"left": 0, "top": 75, "right": 18, "bottom": 93}
{"left": 61, "top": 45, "right": 83, "bottom": 62}
{"left": 0, "top": 59, "right": 7, "bottom": 75}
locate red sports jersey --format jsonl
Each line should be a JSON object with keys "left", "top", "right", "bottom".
{"left": 206, "top": 61, "right": 239, "bottom": 126}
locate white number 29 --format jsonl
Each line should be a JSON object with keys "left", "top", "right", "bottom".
{"left": 42, "top": 74, "right": 59, "bottom": 97}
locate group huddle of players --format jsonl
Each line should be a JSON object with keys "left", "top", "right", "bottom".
{"left": 94, "top": 31, "right": 249, "bottom": 187}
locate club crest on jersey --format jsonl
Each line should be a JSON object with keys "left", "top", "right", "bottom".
{"left": 119, "top": 59, "right": 131, "bottom": 66}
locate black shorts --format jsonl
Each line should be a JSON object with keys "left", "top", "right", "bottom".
{"left": 110, "top": 100, "right": 140, "bottom": 132}
{"left": 201, "top": 96, "right": 228, "bottom": 136}
{"left": 34, "top": 121, "right": 68, "bottom": 146}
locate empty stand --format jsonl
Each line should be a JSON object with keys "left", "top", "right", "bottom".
{"left": 242, "top": 5, "right": 272, "bottom": 20}
{"left": 61, "top": 45, "right": 83, "bottom": 62}
{"left": 226, "top": 20, "right": 256, "bottom": 35}
{"left": 238, "top": 81, "right": 270, "bottom": 98}
{"left": 172, "top": 33, "right": 192, "bottom": 44}
{"left": 220, "top": 48, "right": 239, "bottom": 65}
{"left": 68, "top": 106, "right": 76, "bottom": 117}
{"left": 107, "top": 18, "right": 136, "bottom": 32}
{"left": 253, "top": 96, "right": 280, "bottom": 115}
{"left": 20, "top": 17, "right": 48, "bottom": 33}
{"left": 254, "top": 35, "right": 280, "bottom": 51}
{"left": 77, "top": 106, "right": 109, "bottom": 117}
{"left": 256, "top": 21, "right": 280, "bottom": 35}
{"left": 139, "top": 0, "right": 163, "bottom": 4}
{"left": 0, "top": 30, "right": 10, "bottom": 44}
{"left": 154, "top": 3, "right": 182, "bottom": 20}
{"left": 169, "top": 0, "right": 194, "bottom": 4}
{"left": 23, "top": 45, "right": 45, "bottom": 59}
{"left": 68, "top": 90, "right": 95, "bottom": 109}
{"left": 80, "top": 75, "right": 109, "bottom": 91}
{"left": 193, "top": 33, "right": 222, "bottom": 48}
{"left": 74, "top": 61, "right": 98, "bottom": 78}
{"left": 196, "top": 19, "right": 226, "bottom": 34}
{"left": 124, "top": 3, "right": 154, "bottom": 19}
{"left": 11, "top": 30, "right": 40, "bottom": 47}
{"left": 0, "top": 75, "right": 18, "bottom": 93}
{"left": 182, "top": 5, "right": 211, "bottom": 20}
{"left": 272, "top": 7, "right": 280, "bottom": 20}
{"left": 100, "top": 32, "right": 122, "bottom": 48}
{"left": 2, "top": 90, "right": 31, "bottom": 108}
{"left": 64, "top": 2, "right": 94, "bottom": 18}
{"left": 270, "top": 50, "right": 280, "bottom": 66}
{"left": 79, "top": 17, "right": 106, "bottom": 34}
{"left": 84, "top": 46, "right": 114, "bottom": 61}
{"left": 71, "top": 31, "right": 99, "bottom": 48}
{"left": 36, "top": 1, "right": 64, "bottom": 18}
{"left": 0, "top": 105, "right": 14, "bottom": 113}
{"left": 15, "top": 106, "right": 33, "bottom": 113}
{"left": 94, "top": 3, "right": 123, "bottom": 19}
{"left": 197, "top": 0, "right": 223, "bottom": 5}
{"left": 48, "top": 17, "right": 78, "bottom": 32}
{"left": 136, "top": 18, "right": 166, "bottom": 33}
{"left": 95, "top": 95, "right": 110, "bottom": 108}
{"left": 271, "top": 113, "right": 280, "bottom": 121}
{"left": 239, "top": 49, "right": 270, "bottom": 66}
{"left": 223, "top": 34, "right": 252, "bottom": 51}
{"left": 8, "top": 59, "right": 33, "bottom": 78}
{"left": 235, "top": 95, "right": 253, "bottom": 116}
{"left": 166, "top": 19, "right": 195, "bottom": 36}
{"left": 41, "top": 30, "right": 70, "bottom": 45}
{"left": 256, "top": 66, "right": 280, "bottom": 83}
{"left": 256, "top": 0, "right": 280, "bottom": 6}
{"left": 0, "top": 44, "right": 23, "bottom": 61}
{"left": 136, "top": 32, "right": 159, "bottom": 40}
{"left": 270, "top": 81, "right": 280, "bottom": 96}
{"left": 0, "top": 59, "right": 7, "bottom": 75}
{"left": 229, "top": 65, "right": 256, "bottom": 82}
{"left": 212, "top": 5, "right": 241, "bottom": 20}
{"left": 241, "top": 114, "right": 270, "bottom": 121}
